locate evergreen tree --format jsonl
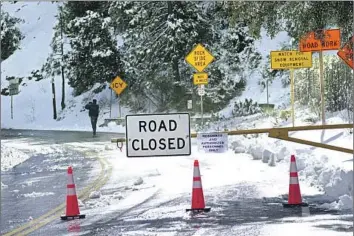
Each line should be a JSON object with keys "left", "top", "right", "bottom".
{"left": 230, "top": 1, "right": 353, "bottom": 44}
{"left": 58, "top": 3, "right": 123, "bottom": 96}
{"left": 109, "top": 1, "right": 261, "bottom": 112}
{"left": 0, "top": 10, "right": 24, "bottom": 61}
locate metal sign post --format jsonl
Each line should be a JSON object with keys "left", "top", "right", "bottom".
{"left": 197, "top": 85, "right": 205, "bottom": 128}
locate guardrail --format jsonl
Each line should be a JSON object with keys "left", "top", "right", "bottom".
{"left": 111, "top": 124, "right": 353, "bottom": 154}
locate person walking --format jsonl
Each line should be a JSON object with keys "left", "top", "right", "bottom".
{"left": 85, "top": 99, "right": 99, "bottom": 136}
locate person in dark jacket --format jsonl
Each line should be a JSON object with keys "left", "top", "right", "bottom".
{"left": 85, "top": 99, "right": 99, "bottom": 136}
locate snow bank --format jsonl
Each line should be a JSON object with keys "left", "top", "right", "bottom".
{"left": 21, "top": 192, "right": 55, "bottom": 198}
{"left": 229, "top": 120, "right": 353, "bottom": 211}
{"left": 1, "top": 144, "right": 30, "bottom": 171}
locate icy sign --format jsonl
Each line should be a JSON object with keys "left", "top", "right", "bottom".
{"left": 125, "top": 113, "right": 191, "bottom": 157}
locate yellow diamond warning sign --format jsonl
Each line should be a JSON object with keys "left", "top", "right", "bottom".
{"left": 270, "top": 51, "right": 312, "bottom": 69}
{"left": 185, "top": 44, "right": 215, "bottom": 72}
{"left": 110, "top": 76, "right": 127, "bottom": 95}
{"left": 193, "top": 73, "right": 208, "bottom": 85}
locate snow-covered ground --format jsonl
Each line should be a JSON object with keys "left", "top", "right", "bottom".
{"left": 1, "top": 2, "right": 352, "bottom": 235}
{"left": 45, "top": 130, "right": 351, "bottom": 235}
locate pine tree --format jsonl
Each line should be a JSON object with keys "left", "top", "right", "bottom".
{"left": 0, "top": 10, "right": 24, "bottom": 61}
{"left": 59, "top": 3, "right": 123, "bottom": 96}
{"left": 109, "top": 1, "right": 261, "bottom": 112}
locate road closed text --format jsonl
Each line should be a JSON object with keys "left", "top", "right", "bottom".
{"left": 126, "top": 113, "right": 191, "bottom": 157}
{"left": 131, "top": 120, "right": 185, "bottom": 151}
{"left": 131, "top": 137, "right": 185, "bottom": 151}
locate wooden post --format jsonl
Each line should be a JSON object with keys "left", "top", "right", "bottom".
{"left": 290, "top": 69, "right": 295, "bottom": 127}
{"left": 319, "top": 50, "right": 326, "bottom": 125}
{"left": 11, "top": 95, "right": 13, "bottom": 119}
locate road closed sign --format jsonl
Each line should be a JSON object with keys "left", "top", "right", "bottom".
{"left": 125, "top": 113, "right": 191, "bottom": 157}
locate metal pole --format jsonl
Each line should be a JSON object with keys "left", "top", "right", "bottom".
{"left": 11, "top": 95, "right": 13, "bottom": 119}
{"left": 266, "top": 78, "right": 269, "bottom": 104}
{"left": 201, "top": 94, "right": 203, "bottom": 128}
{"left": 290, "top": 69, "right": 295, "bottom": 127}
{"left": 319, "top": 50, "right": 326, "bottom": 125}
{"left": 109, "top": 87, "right": 112, "bottom": 118}
{"left": 118, "top": 95, "right": 121, "bottom": 118}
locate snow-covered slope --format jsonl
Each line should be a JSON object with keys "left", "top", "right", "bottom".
{"left": 1, "top": 2, "right": 292, "bottom": 132}
{"left": 1, "top": 2, "right": 126, "bottom": 132}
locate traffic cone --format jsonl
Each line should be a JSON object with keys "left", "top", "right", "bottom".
{"left": 283, "top": 155, "right": 308, "bottom": 207}
{"left": 60, "top": 166, "right": 86, "bottom": 220}
{"left": 186, "top": 160, "right": 211, "bottom": 213}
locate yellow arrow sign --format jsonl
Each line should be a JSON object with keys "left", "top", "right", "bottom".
{"left": 185, "top": 43, "right": 215, "bottom": 72}
{"left": 110, "top": 76, "right": 127, "bottom": 95}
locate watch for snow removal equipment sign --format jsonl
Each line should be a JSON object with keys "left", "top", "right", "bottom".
{"left": 125, "top": 113, "right": 191, "bottom": 157}
{"left": 185, "top": 44, "right": 215, "bottom": 72}
{"left": 270, "top": 51, "right": 312, "bottom": 69}
{"left": 299, "top": 29, "right": 340, "bottom": 52}
{"left": 197, "top": 132, "right": 228, "bottom": 153}
{"left": 110, "top": 76, "right": 127, "bottom": 95}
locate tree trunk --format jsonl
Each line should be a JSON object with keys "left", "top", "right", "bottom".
{"left": 60, "top": 12, "right": 66, "bottom": 110}
{"left": 52, "top": 78, "right": 57, "bottom": 120}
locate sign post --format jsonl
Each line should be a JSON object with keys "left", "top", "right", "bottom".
{"left": 110, "top": 76, "right": 127, "bottom": 118}
{"left": 290, "top": 69, "right": 295, "bottom": 127}
{"left": 197, "top": 85, "right": 205, "bottom": 127}
{"left": 8, "top": 78, "right": 20, "bottom": 120}
{"left": 185, "top": 44, "right": 214, "bottom": 129}
{"left": 125, "top": 113, "right": 191, "bottom": 157}
{"left": 270, "top": 50, "right": 312, "bottom": 126}
{"left": 299, "top": 29, "right": 341, "bottom": 125}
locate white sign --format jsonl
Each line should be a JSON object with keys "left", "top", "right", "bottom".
{"left": 198, "top": 85, "right": 205, "bottom": 96}
{"left": 187, "top": 100, "right": 192, "bottom": 109}
{"left": 126, "top": 113, "right": 191, "bottom": 157}
{"left": 197, "top": 132, "right": 228, "bottom": 153}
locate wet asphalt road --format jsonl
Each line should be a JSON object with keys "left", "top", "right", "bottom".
{"left": 1, "top": 129, "right": 123, "bottom": 235}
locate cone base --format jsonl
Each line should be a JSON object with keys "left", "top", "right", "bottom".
{"left": 60, "top": 214, "right": 86, "bottom": 220}
{"left": 282, "top": 202, "right": 309, "bottom": 208}
{"left": 186, "top": 207, "right": 211, "bottom": 213}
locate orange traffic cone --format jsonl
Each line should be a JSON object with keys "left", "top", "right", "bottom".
{"left": 61, "top": 166, "right": 86, "bottom": 220}
{"left": 283, "top": 155, "right": 308, "bottom": 207}
{"left": 186, "top": 160, "right": 211, "bottom": 213}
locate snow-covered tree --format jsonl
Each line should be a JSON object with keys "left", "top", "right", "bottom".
{"left": 60, "top": 4, "right": 123, "bottom": 96}
{"left": 109, "top": 1, "right": 261, "bottom": 112}
{"left": 0, "top": 10, "right": 23, "bottom": 61}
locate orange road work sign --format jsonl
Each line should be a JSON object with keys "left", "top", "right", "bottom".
{"left": 337, "top": 36, "right": 354, "bottom": 70}
{"left": 299, "top": 29, "right": 341, "bottom": 52}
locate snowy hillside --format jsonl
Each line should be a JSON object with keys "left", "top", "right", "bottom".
{"left": 1, "top": 2, "right": 126, "bottom": 132}
{"left": 1, "top": 2, "right": 293, "bottom": 132}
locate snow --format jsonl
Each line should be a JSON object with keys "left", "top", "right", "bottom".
{"left": 1, "top": 143, "right": 30, "bottom": 171}
{"left": 21, "top": 191, "right": 55, "bottom": 198}
{"left": 1, "top": 2, "right": 353, "bottom": 235}
{"left": 1, "top": 2, "right": 128, "bottom": 132}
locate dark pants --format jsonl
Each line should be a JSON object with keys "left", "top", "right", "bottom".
{"left": 90, "top": 116, "right": 98, "bottom": 135}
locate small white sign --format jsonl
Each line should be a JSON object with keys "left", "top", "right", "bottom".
{"left": 126, "top": 113, "right": 191, "bottom": 157}
{"left": 197, "top": 85, "right": 205, "bottom": 96}
{"left": 187, "top": 100, "right": 193, "bottom": 109}
{"left": 197, "top": 132, "right": 228, "bottom": 153}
